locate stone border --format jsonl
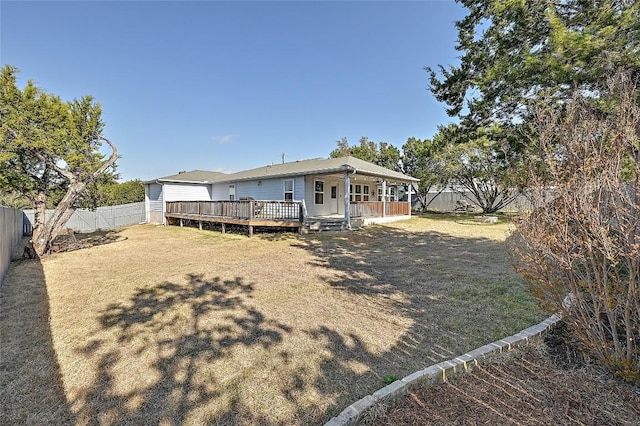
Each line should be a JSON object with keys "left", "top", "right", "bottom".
{"left": 324, "top": 313, "right": 563, "bottom": 426}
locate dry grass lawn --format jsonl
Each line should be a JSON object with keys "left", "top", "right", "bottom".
{"left": 1, "top": 215, "right": 544, "bottom": 425}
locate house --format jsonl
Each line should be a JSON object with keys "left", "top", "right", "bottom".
{"left": 144, "top": 156, "right": 419, "bottom": 233}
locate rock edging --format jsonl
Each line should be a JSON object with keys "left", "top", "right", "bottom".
{"left": 324, "top": 313, "right": 563, "bottom": 426}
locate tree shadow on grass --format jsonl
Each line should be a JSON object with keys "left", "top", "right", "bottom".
{"left": 0, "top": 258, "right": 75, "bottom": 424}
{"left": 48, "top": 223, "right": 542, "bottom": 425}
{"left": 283, "top": 224, "right": 543, "bottom": 421}
{"left": 73, "top": 273, "right": 292, "bottom": 425}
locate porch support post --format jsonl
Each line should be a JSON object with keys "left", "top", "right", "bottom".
{"left": 407, "top": 182, "right": 412, "bottom": 217}
{"left": 344, "top": 172, "right": 351, "bottom": 230}
{"left": 382, "top": 180, "right": 387, "bottom": 217}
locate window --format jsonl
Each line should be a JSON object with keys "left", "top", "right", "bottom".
{"left": 349, "top": 184, "right": 370, "bottom": 202}
{"left": 284, "top": 179, "right": 294, "bottom": 201}
{"left": 377, "top": 186, "right": 383, "bottom": 201}
{"left": 314, "top": 180, "right": 324, "bottom": 204}
{"left": 229, "top": 184, "right": 236, "bottom": 201}
{"left": 388, "top": 187, "right": 396, "bottom": 201}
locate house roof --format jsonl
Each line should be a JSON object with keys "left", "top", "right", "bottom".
{"left": 219, "top": 156, "right": 418, "bottom": 182}
{"left": 147, "top": 170, "right": 227, "bottom": 184}
{"left": 146, "top": 157, "right": 418, "bottom": 184}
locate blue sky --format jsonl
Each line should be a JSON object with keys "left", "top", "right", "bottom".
{"left": 2, "top": 1, "right": 465, "bottom": 181}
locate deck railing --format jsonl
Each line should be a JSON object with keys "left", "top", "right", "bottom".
{"left": 385, "top": 201, "right": 410, "bottom": 216}
{"left": 350, "top": 201, "right": 409, "bottom": 218}
{"left": 166, "top": 200, "right": 303, "bottom": 221}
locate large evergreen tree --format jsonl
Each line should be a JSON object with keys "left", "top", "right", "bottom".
{"left": 426, "top": 0, "right": 638, "bottom": 211}
{"left": 428, "top": 0, "right": 639, "bottom": 129}
{"left": 0, "top": 65, "right": 118, "bottom": 256}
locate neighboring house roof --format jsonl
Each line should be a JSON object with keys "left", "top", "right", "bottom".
{"left": 146, "top": 157, "right": 418, "bottom": 184}
{"left": 145, "top": 170, "right": 227, "bottom": 184}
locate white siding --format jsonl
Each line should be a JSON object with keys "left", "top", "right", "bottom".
{"left": 294, "top": 178, "right": 304, "bottom": 202}
{"left": 146, "top": 183, "right": 164, "bottom": 224}
{"left": 304, "top": 176, "right": 344, "bottom": 217}
{"left": 211, "top": 184, "right": 229, "bottom": 200}
{"left": 164, "top": 183, "right": 212, "bottom": 201}
{"left": 147, "top": 184, "right": 164, "bottom": 212}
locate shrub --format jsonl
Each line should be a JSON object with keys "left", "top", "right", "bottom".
{"left": 511, "top": 72, "right": 640, "bottom": 382}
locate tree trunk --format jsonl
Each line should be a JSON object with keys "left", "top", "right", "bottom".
{"left": 31, "top": 191, "right": 48, "bottom": 257}
{"left": 31, "top": 137, "right": 118, "bottom": 257}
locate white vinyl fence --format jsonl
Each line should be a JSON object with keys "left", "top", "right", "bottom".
{"left": 0, "top": 206, "right": 24, "bottom": 285}
{"left": 23, "top": 202, "right": 146, "bottom": 235}
{"left": 417, "top": 190, "right": 533, "bottom": 212}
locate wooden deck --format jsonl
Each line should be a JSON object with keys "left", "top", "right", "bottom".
{"left": 165, "top": 200, "right": 303, "bottom": 236}
{"left": 165, "top": 200, "right": 411, "bottom": 236}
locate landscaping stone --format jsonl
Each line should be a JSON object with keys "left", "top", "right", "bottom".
{"left": 323, "top": 312, "right": 562, "bottom": 426}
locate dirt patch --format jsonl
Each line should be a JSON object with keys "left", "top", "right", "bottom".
{"left": 50, "top": 229, "right": 127, "bottom": 253}
{"left": 374, "top": 335, "right": 640, "bottom": 425}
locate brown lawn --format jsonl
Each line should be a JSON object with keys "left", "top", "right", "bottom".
{"left": 1, "top": 216, "right": 544, "bottom": 425}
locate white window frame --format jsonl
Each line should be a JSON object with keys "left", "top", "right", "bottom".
{"left": 363, "top": 185, "right": 370, "bottom": 202}
{"left": 354, "top": 184, "right": 362, "bottom": 202}
{"left": 283, "top": 179, "right": 294, "bottom": 201}
{"left": 229, "top": 184, "right": 236, "bottom": 201}
{"left": 388, "top": 186, "right": 396, "bottom": 201}
{"left": 314, "top": 180, "right": 324, "bottom": 205}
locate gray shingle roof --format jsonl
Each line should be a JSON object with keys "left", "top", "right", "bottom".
{"left": 218, "top": 156, "right": 418, "bottom": 182}
{"left": 147, "top": 157, "right": 418, "bottom": 184}
{"left": 151, "top": 170, "right": 227, "bottom": 183}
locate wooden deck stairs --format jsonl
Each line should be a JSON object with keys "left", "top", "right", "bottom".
{"left": 301, "top": 217, "right": 364, "bottom": 233}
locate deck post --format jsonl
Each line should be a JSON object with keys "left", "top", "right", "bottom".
{"left": 199, "top": 221, "right": 202, "bottom": 231}
{"left": 344, "top": 172, "right": 351, "bottom": 230}
{"left": 221, "top": 222, "right": 226, "bottom": 234}
{"left": 248, "top": 225, "right": 253, "bottom": 237}
{"left": 180, "top": 218, "right": 183, "bottom": 227}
